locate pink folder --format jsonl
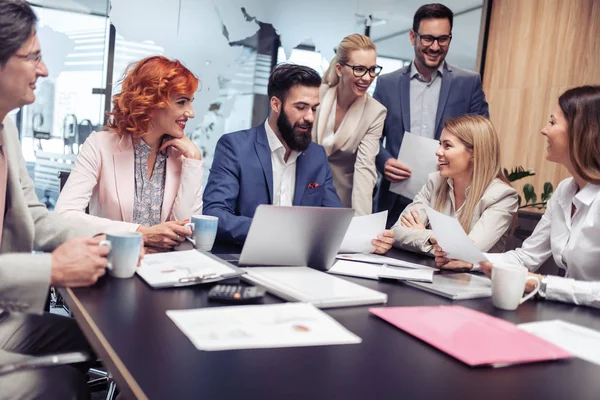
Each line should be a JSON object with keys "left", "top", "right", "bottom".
{"left": 369, "top": 306, "right": 572, "bottom": 367}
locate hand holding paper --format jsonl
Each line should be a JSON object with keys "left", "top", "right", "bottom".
{"left": 390, "top": 132, "right": 440, "bottom": 199}
{"left": 339, "top": 211, "right": 387, "bottom": 253}
{"left": 425, "top": 207, "right": 488, "bottom": 266}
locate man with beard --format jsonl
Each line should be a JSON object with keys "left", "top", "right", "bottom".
{"left": 203, "top": 64, "right": 343, "bottom": 244}
{"left": 373, "top": 3, "right": 490, "bottom": 228}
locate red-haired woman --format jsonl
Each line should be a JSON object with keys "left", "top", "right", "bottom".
{"left": 56, "top": 56, "right": 203, "bottom": 252}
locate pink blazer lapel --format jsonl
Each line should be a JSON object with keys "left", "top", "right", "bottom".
{"left": 113, "top": 135, "right": 135, "bottom": 223}
{"left": 330, "top": 94, "right": 367, "bottom": 155}
{"left": 161, "top": 148, "right": 182, "bottom": 221}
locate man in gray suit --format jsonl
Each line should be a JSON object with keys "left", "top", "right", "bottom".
{"left": 373, "top": 3, "right": 490, "bottom": 227}
{"left": 0, "top": 1, "right": 111, "bottom": 398}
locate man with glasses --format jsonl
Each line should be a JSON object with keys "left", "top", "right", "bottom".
{"left": 373, "top": 3, "right": 490, "bottom": 228}
{"left": 0, "top": 1, "right": 111, "bottom": 398}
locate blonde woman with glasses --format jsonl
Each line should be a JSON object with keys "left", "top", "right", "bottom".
{"left": 312, "top": 33, "right": 387, "bottom": 216}
{"left": 391, "top": 115, "right": 518, "bottom": 255}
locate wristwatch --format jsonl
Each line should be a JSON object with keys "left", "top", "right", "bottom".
{"left": 537, "top": 275, "right": 548, "bottom": 299}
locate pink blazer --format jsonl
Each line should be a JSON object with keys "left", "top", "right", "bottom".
{"left": 55, "top": 130, "right": 204, "bottom": 233}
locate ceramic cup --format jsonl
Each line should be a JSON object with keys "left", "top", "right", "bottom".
{"left": 491, "top": 262, "right": 540, "bottom": 310}
{"left": 99, "top": 232, "right": 142, "bottom": 279}
{"left": 184, "top": 215, "right": 218, "bottom": 251}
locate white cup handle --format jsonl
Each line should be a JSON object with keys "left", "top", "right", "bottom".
{"left": 98, "top": 239, "right": 112, "bottom": 270}
{"left": 520, "top": 275, "right": 540, "bottom": 304}
{"left": 183, "top": 222, "right": 195, "bottom": 244}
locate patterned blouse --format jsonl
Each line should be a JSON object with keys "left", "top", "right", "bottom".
{"left": 132, "top": 139, "right": 167, "bottom": 226}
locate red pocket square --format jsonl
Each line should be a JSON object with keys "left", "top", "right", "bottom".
{"left": 307, "top": 182, "right": 320, "bottom": 189}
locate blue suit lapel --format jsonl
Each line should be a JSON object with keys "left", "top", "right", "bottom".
{"left": 434, "top": 64, "right": 454, "bottom": 139}
{"left": 293, "top": 150, "right": 310, "bottom": 205}
{"left": 254, "top": 124, "right": 274, "bottom": 203}
{"left": 400, "top": 67, "right": 411, "bottom": 132}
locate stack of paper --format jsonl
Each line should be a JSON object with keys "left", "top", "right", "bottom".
{"left": 336, "top": 253, "right": 438, "bottom": 271}
{"left": 328, "top": 260, "right": 434, "bottom": 283}
{"left": 167, "top": 303, "right": 361, "bottom": 351}
{"left": 370, "top": 306, "right": 572, "bottom": 367}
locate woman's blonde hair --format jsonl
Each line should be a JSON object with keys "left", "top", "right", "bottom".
{"left": 434, "top": 115, "right": 511, "bottom": 233}
{"left": 322, "top": 33, "right": 376, "bottom": 87}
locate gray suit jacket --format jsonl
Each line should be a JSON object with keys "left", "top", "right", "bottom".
{"left": 373, "top": 62, "right": 489, "bottom": 225}
{"left": 0, "top": 118, "right": 92, "bottom": 313}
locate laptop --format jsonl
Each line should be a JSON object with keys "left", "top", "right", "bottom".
{"left": 238, "top": 205, "right": 354, "bottom": 271}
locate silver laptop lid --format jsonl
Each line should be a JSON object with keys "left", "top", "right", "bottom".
{"left": 239, "top": 205, "right": 354, "bottom": 271}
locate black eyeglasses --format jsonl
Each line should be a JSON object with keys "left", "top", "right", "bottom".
{"left": 14, "top": 52, "right": 43, "bottom": 64}
{"left": 415, "top": 33, "right": 452, "bottom": 47}
{"left": 340, "top": 62, "right": 383, "bottom": 78}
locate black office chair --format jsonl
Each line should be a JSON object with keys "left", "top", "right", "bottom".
{"left": 53, "top": 171, "right": 118, "bottom": 400}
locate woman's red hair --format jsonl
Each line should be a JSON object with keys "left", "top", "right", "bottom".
{"left": 106, "top": 55, "right": 199, "bottom": 138}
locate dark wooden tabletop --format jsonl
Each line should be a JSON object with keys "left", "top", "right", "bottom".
{"left": 61, "top": 244, "right": 600, "bottom": 400}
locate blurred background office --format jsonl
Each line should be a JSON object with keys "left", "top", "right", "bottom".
{"left": 13, "top": 0, "right": 600, "bottom": 225}
{"left": 16, "top": 0, "right": 484, "bottom": 208}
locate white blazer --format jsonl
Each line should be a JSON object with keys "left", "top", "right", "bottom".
{"left": 312, "top": 84, "right": 386, "bottom": 215}
{"left": 393, "top": 172, "right": 518, "bottom": 254}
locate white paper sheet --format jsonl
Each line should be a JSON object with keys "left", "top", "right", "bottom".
{"left": 166, "top": 303, "right": 361, "bottom": 351}
{"left": 425, "top": 207, "right": 488, "bottom": 265}
{"left": 137, "top": 250, "right": 238, "bottom": 287}
{"left": 339, "top": 211, "right": 387, "bottom": 253}
{"left": 329, "top": 260, "right": 434, "bottom": 283}
{"left": 336, "top": 253, "right": 438, "bottom": 271}
{"left": 378, "top": 264, "right": 434, "bottom": 282}
{"left": 389, "top": 132, "right": 440, "bottom": 199}
{"left": 519, "top": 320, "right": 600, "bottom": 366}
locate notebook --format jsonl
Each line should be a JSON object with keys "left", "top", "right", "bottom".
{"left": 370, "top": 306, "right": 572, "bottom": 367}
{"left": 137, "top": 249, "right": 244, "bottom": 288}
{"left": 328, "top": 260, "right": 434, "bottom": 283}
{"left": 405, "top": 272, "right": 491, "bottom": 300}
{"left": 241, "top": 266, "right": 387, "bottom": 308}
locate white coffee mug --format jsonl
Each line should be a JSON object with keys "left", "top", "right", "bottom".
{"left": 491, "top": 262, "right": 540, "bottom": 310}
{"left": 99, "top": 232, "right": 142, "bottom": 279}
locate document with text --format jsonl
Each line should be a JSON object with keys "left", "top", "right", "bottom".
{"left": 167, "top": 303, "right": 361, "bottom": 351}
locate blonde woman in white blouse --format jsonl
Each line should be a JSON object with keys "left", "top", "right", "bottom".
{"left": 435, "top": 86, "right": 600, "bottom": 309}
{"left": 392, "top": 115, "right": 518, "bottom": 255}
{"left": 312, "top": 34, "right": 387, "bottom": 216}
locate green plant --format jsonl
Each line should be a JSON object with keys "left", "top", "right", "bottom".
{"left": 503, "top": 166, "right": 553, "bottom": 210}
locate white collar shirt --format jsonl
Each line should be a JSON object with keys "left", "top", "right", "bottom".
{"left": 487, "top": 178, "right": 600, "bottom": 308}
{"left": 264, "top": 120, "right": 300, "bottom": 207}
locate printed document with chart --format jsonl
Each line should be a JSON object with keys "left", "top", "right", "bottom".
{"left": 167, "top": 303, "right": 361, "bottom": 351}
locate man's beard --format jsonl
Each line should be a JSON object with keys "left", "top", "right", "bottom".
{"left": 277, "top": 107, "right": 312, "bottom": 152}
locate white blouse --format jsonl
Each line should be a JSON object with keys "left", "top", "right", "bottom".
{"left": 487, "top": 178, "right": 600, "bottom": 308}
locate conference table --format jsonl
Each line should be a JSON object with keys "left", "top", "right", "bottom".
{"left": 60, "top": 243, "right": 600, "bottom": 400}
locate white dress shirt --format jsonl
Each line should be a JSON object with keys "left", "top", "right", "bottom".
{"left": 264, "top": 120, "right": 299, "bottom": 206}
{"left": 486, "top": 178, "right": 600, "bottom": 308}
